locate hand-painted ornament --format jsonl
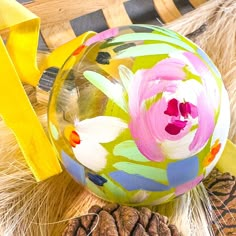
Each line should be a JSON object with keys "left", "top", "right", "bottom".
{"left": 48, "top": 25, "right": 230, "bottom": 206}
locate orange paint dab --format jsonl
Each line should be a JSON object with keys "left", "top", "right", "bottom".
{"left": 70, "top": 130, "right": 81, "bottom": 147}
{"left": 203, "top": 139, "right": 221, "bottom": 167}
{"left": 211, "top": 143, "right": 221, "bottom": 155}
{"left": 73, "top": 45, "right": 85, "bottom": 56}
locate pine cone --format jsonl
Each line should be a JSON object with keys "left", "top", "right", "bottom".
{"left": 204, "top": 169, "right": 236, "bottom": 235}
{"left": 63, "top": 203, "right": 180, "bottom": 236}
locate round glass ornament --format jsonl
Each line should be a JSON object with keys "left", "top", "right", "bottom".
{"left": 48, "top": 25, "right": 230, "bottom": 206}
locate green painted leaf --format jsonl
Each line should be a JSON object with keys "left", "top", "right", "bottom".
{"left": 113, "top": 140, "right": 149, "bottom": 162}
{"left": 118, "top": 65, "right": 133, "bottom": 92}
{"left": 113, "top": 162, "right": 168, "bottom": 184}
{"left": 86, "top": 178, "right": 107, "bottom": 199}
{"left": 83, "top": 71, "right": 127, "bottom": 112}
{"left": 133, "top": 24, "right": 180, "bottom": 39}
{"left": 145, "top": 93, "right": 163, "bottom": 110}
{"left": 111, "top": 33, "right": 194, "bottom": 52}
{"left": 49, "top": 122, "right": 59, "bottom": 140}
{"left": 101, "top": 174, "right": 126, "bottom": 200}
{"left": 115, "top": 44, "right": 180, "bottom": 59}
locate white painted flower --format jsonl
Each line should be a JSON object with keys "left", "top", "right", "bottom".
{"left": 72, "top": 116, "right": 128, "bottom": 172}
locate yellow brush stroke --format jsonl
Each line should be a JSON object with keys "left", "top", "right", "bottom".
{"left": 216, "top": 139, "right": 236, "bottom": 176}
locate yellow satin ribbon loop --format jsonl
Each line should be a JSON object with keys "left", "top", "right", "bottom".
{"left": 40, "top": 31, "right": 95, "bottom": 72}
{"left": 1, "top": 0, "right": 40, "bottom": 86}
{"left": 217, "top": 140, "right": 236, "bottom": 176}
{"left": 0, "top": 36, "right": 62, "bottom": 181}
{"left": 0, "top": 0, "right": 94, "bottom": 181}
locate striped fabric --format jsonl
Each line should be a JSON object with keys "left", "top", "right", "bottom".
{"left": 204, "top": 170, "right": 236, "bottom": 235}
{"left": 21, "top": 0, "right": 207, "bottom": 50}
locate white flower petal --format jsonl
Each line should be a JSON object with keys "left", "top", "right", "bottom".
{"left": 76, "top": 116, "right": 128, "bottom": 143}
{"left": 72, "top": 140, "right": 107, "bottom": 172}
{"left": 165, "top": 79, "right": 202, "bottom": 105}
{"left": 162, "top": 131, "right": 197, "bottom": 159}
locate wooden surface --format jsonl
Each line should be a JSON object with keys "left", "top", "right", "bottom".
{"left": 26, "top": 0, "right": 128, "bottom": 27}
{"left": 103, "top": 3, "right": 132, "bottom": 28}
{"left": 19, "top": 0, "right": 208, "bottom": 50}
{"left": 153, "top": 0, "right": 182, "bottom": 22}
{"left": 189, "top": 0, "right": 207, "bottom": 7}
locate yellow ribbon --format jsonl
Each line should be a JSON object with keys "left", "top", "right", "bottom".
{"left": 216, "top": 139, "right": 236, "bottom": 175}
{"left": 0, "top": 0, "right": 235, "bottom": 182}
{"left": 0, "top": 0, "right": 94, "bottom": 181}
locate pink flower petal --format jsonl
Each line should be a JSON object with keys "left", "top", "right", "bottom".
{"left": 85, "top": 28, "right": 119, "bottom": 46}
{"left": 189, "top": 103, "right": 198, "bottom": 118}
{"left": 183, "top": 52, "right": 220, "bottom": 110}
{"left": 189, "top": 91, "right": 215, "bottom": 152}
{"left": 146, "top": 98, "right": 170, "bottom": 141}
{"left": 183, "top": 52, "right": 209, "bottom": 77}
{"left": 128, "top": 58, "right": 184, "bottom": 118}
{"left": 175, "top": 175, "right": 203, "bottom": 196}
{"left": 129, "top": 114, "right": 164, "bottom": 162}
{"left": 128, "top": 71, "right": 179, "bottom": 118}
{"left": 128, "top": 69, "right": 145, "bottom": 118}
{"left": 144, "top": 58, "right": 186, "bottom": 81}
{"left": 140, "top": 80, "right": 178, "bottom": 104}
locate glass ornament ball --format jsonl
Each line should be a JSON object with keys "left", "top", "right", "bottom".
{"left": 48, "top": 25, "right": 230, "bottom": 206}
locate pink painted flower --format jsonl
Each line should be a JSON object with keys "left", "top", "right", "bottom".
{"left": 85, "top": 28, "right": 119, "bottom": 46}
{"left": 127, "top": 54, "right": 219, "bottom": 162}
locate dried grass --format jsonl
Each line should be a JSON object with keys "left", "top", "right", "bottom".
{"left": 0, "top": 0, "right": 235, "bottom": 235}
